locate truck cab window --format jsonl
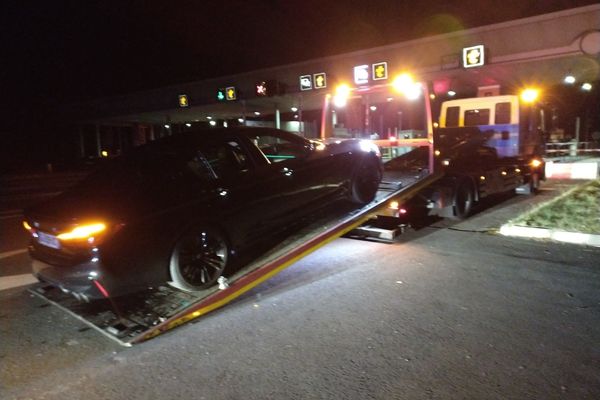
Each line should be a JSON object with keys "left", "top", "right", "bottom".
{"left": 495, "top": 102, "right": 511, "bottom": 124}
{"left": 445, "top": 106, "right": 460, "bottom": 127}
{"left": 464, "top": 108, "right": 490, "bottom": 126}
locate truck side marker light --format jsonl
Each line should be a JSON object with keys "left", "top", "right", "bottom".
{"left": 92, "top": 280, "right": 110, "bottom": 298}
{"left": 399, "top": 208, "right": 407, "bottom": 214}
{"left": 515, "top": 168, "right": 521, "bottom": 173}
{"left": 480, "top": 176, "right": 486, "bottom": 180}
{"left": 501, "top": 171, "right": 507, "bottom": 176}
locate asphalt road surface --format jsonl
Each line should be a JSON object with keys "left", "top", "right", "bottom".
{"left": 1, "top": 180, "right": 599, "bottom": 399}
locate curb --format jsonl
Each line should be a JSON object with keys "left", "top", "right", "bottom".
{"left": 499, "top": 224, "right": 600, "bottom": 247}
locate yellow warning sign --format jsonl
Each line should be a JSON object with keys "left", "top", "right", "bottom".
{"left": 226, "top": 86, "right": 237, "bottom": 101}
{"left": 462, "top": 45, "right": 485, "bottom": 68}
{"left": 314, "top": 73, "right": 327, "bottom": 89}
{"left": 178, "top": 94, "right": 189, "bottom": 107}
{"left": 372, "top": 62, "right": 388, "bottom": 80}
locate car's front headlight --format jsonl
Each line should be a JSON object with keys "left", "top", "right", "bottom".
{"left": 359, "top": 140, "right": 381, "bottom": 156}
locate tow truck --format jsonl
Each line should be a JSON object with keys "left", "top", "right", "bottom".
{"left": 29, "top": 75, "right": 544, "bottom": 345}
{"left": 348, "top": 84, "right": 546, "bottom": 241}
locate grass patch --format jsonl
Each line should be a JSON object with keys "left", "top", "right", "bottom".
{"left": 511, "top": 179, "right": 600, "bottom": 234}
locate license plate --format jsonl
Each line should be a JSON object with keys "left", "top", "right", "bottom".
{"left": 37, "top": 231, "right": 61, "bottom": 250}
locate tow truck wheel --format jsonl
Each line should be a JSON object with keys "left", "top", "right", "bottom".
{"left": 529, "top": 173, "right": 540, "bottom": 195}
{"left": 169, "top": 225, "right": 229, "bottom": 291}
{"left": 349, "top": 157, "right": 382, "bottom": 204}
{"left": 452, "top": 179, "right": 475, "bottom": 220}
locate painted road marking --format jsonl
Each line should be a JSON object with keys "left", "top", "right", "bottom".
{"left": 0, "top": 248, "right": 28, "bottom": 260}
{"left": 0, "top": 212, "right": 23, "bottom": 220}
{"left": 0, "top": 273, "right": 37, "bottom": 291}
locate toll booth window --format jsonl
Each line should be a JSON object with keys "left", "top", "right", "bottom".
{"left": 495, "top": 102, "right": 511, "bottom": 124}
{"left": 464, "top": 109, "right": 490, "bottom": 126}
{"left": 187, "top": 139, "right": 250, "bottom": 179}
{"left": 445, "top": 106, "right": 459, "bottom": 127}
{"left": 252, "top": 133, "right": 306, "bottom": 163}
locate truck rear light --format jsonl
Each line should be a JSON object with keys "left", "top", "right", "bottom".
{"left": 92, "top": 279, "right": 110, "bottom": 298}
{"left": 388, "top": 201, "right": 407, "bottom": 214}
{"left": 530, "top": 159, "right": 542, "bottom": 168}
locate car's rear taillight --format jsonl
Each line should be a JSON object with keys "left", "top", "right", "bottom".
{"left": 56, "top": 223, "right": 106, "bottom": 241}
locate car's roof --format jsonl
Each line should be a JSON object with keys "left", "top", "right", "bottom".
{"left": 160, "top": 126, "right": 295, "bottom": 142}
{"left": 131, "top": 127, "right": 304, "bottom": 155}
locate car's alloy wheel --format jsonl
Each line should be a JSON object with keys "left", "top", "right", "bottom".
{"left": 349, "top": 157, "right": 381, "bottom": 204}
{"left": 169, "top": 226, "right": 228, "bottom": 291}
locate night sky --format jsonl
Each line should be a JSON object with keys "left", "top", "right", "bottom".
{"left": 2, "top": 1, "right": 596, "bottom": 104}
{"left": 0, "top": 0, "right": 597, "bottom": 165}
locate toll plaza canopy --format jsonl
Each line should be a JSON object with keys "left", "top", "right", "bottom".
{"left": 66, "top": 4, "right": 599, "bottom": 153}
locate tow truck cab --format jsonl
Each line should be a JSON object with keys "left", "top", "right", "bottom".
{"left": 438, "top": 94, "right": 546, "bottom": 159}
{"left": 422, "top": 94, "right": 547, "bottom": 219}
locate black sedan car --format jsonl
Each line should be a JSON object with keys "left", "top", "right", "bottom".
{"left": 23, "top": 128, "right": 382, "bottom": 300}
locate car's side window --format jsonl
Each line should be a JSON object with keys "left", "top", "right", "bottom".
{"left": 187, "top": 139, "right": 251, "bottom": 179}
{"left": 251, "top": 133, "right": 307, "bottom": 163}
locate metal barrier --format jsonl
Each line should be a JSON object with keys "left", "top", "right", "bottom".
{"left": 545, "top": 141, "right": 600, "bottom": 158}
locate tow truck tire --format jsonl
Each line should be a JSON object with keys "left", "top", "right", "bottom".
{"left": 452, "top": 178, "right": 475, "bottom": 220}
{"left": 169, "top": 225, "right": 229, "bottom": 291}
{"left": 349, "top": 156, "right": 382, "bottom": 204}
{"left": 529, "top": 173, "right": 540, "bottom": 195}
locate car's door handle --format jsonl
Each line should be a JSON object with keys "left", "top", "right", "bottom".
{"left": 281, "top": 167, "right": 293, "bottom": 177}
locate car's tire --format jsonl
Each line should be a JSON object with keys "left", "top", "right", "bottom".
{"left": 169, "top": 225, "right": 228, "bottom": 291}
{"left": 348, "top": 156, "right": 382, "bottom": 204}
{"left": 451, "top": 178, "right": 475, "bottom": 220}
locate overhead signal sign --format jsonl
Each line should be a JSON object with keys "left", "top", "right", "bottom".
{"left": 217, "top": 88, "right": 226, "bottom": 101}
{"left": 372, "top": 62, "right": 388, "bottom": 80}
{"left": 255, "top": 80, "right": 285, "bottom": 97}
{"left": 178, "top": 94, "right": 189, "bottom": 107}
{"left": 299, "top": 75, "right": 313, "bottom": 91}
{"left": 314, "top": 73, "right": 327, "bottom": 89}
{"left": 354, "top": 65, "right": 369, "bottom": 85}
{"left": 256, "top": 81, "right": 268, "bottom": 96}
{"left": 226, "top": 86, "right": 237, "bottom": 101}
{"left": 463, "top": 45, "right": 485, "bottom": 68}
